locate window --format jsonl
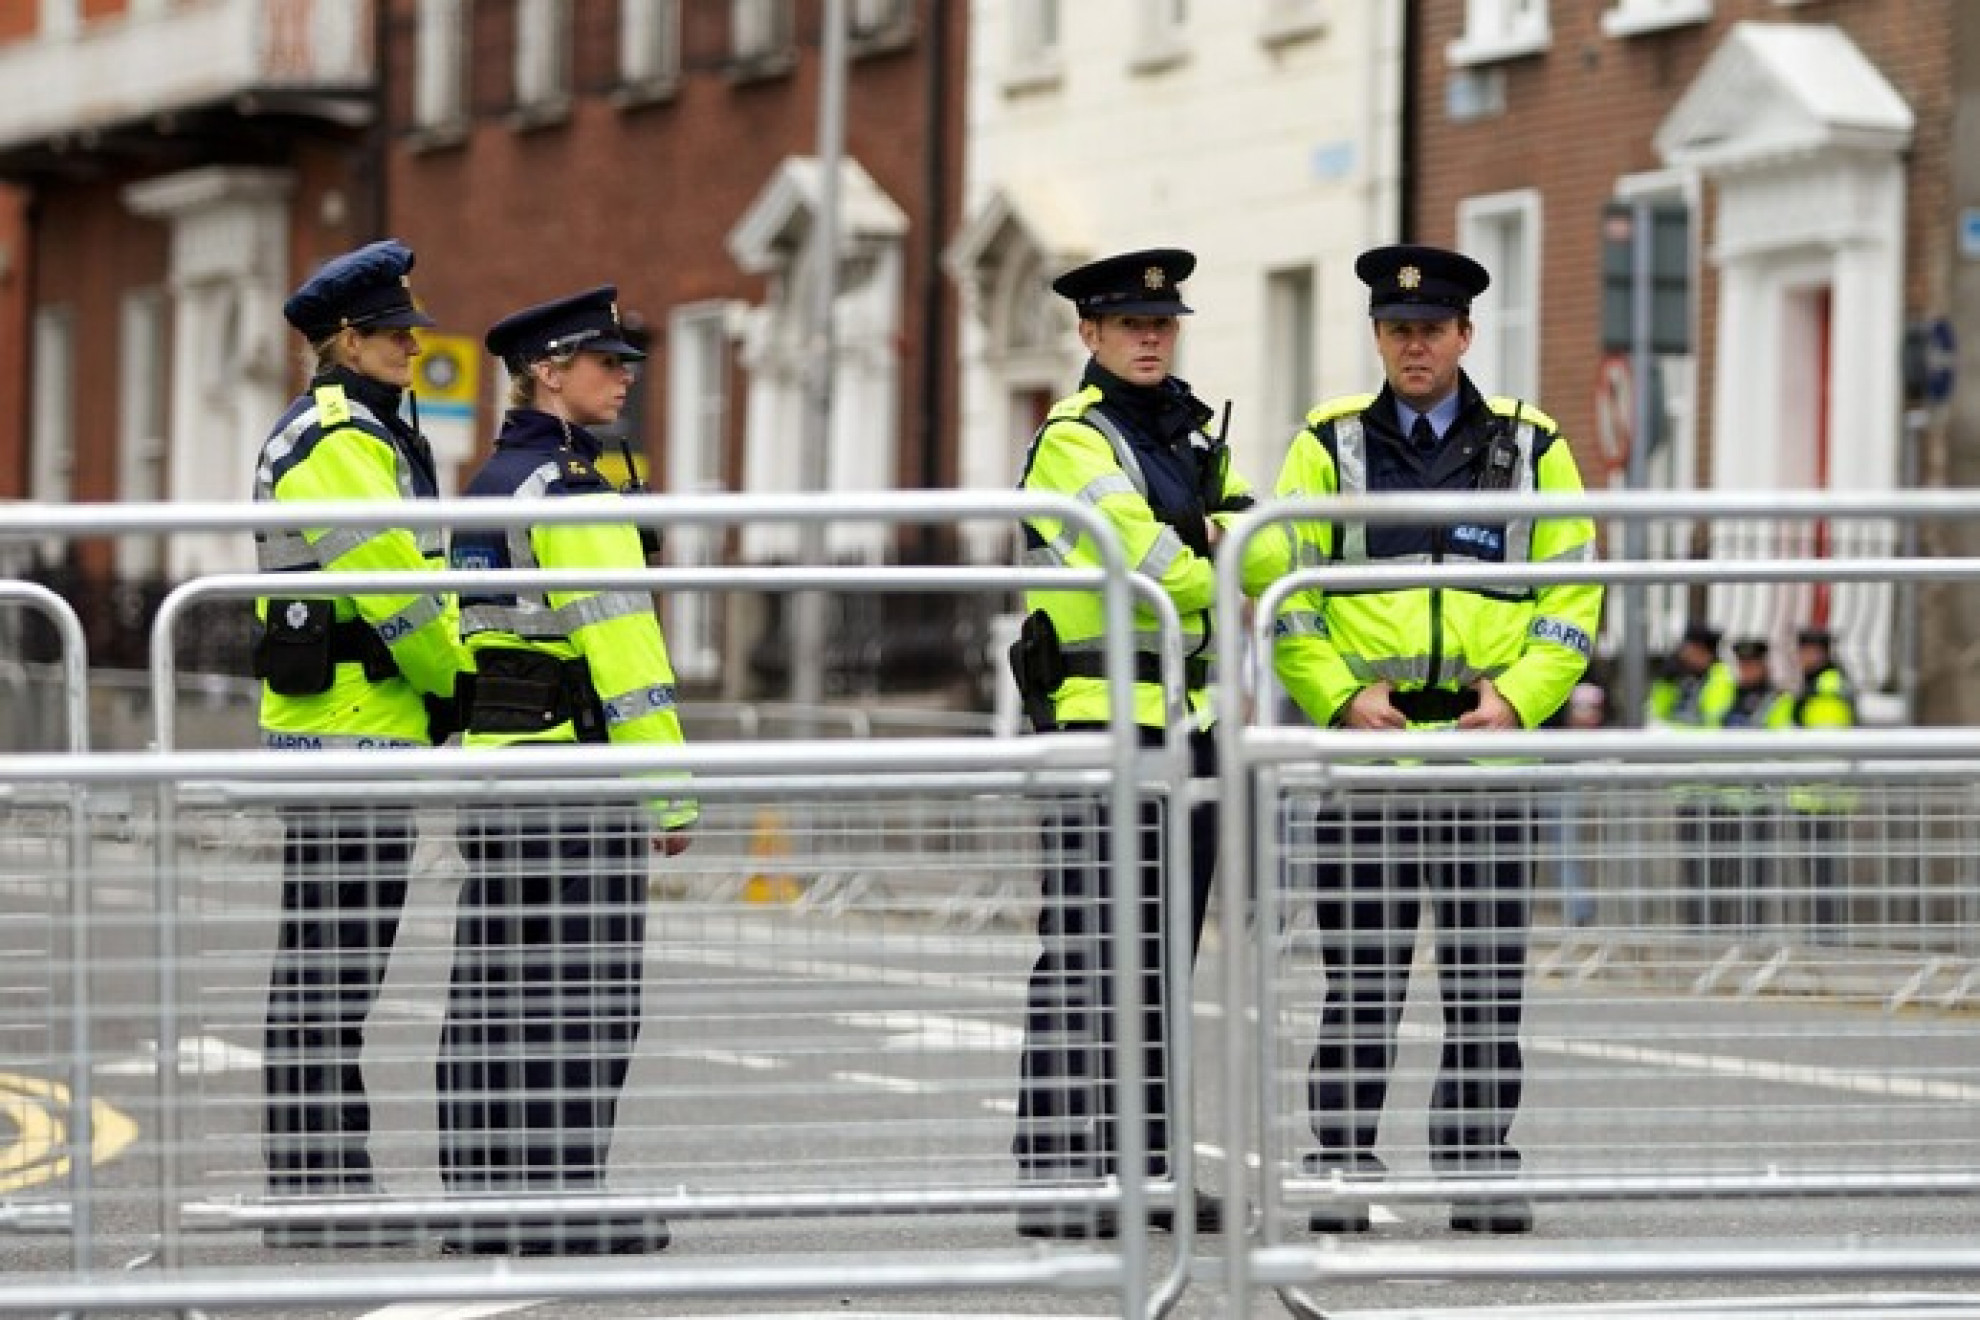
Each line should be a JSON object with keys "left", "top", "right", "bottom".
{"left": 1457, "top": 189, "right": 1541, "bottom": 400}
{"left": 40, "top": 0, "right": 78, "bottom": 38}
{"left": 1007, "top": 0, "right": 1062, "bottom": 88}
{"left": 1600, "top": 0, "right": 1710, "bottom": 38}
{"left": 1134, "top": 0, "right": 1186, "bottom": 63}
{"left": 1260, "top": 0, "right": 1327, "bottom": 46}
{"left": 117, "top": 290, "right": 169, "bottom": 577}
{"left": 731, "top": 0, "right": 794, "bottom": 66}
{"left": 1448, "top": 0, "right": 1549, "bottom": 67}
{"left": 618, "top": 0, "right": 681, "bottom": 88}
{"left": 514, "top": 0, "right": 572, "bottom": 117}
{"left": 30, "top": 307, "right": 74, "bottom": 559}
{"left": 666, "top": 303, "right": 733, "bottom": 680}
{"left": 414, "top": 0, "right": 470, "bottom": 131}
{"left": 849, "top": 0, "right": 911, "bottom": 41}
{"left": 1265, "top": 267, "right": 1318, "bottom": 450}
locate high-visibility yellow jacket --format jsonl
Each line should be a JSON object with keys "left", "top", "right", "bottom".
{"left": 1647, "top": 662, "right": 1736, "bottom": 730}
{"left": 452, "top": 408, "right": 695, "bottom": 830}
{"left": 1018, "top": 364, "right": 1253, "bottom": 730}
{"left": 1789, "top": 661, "right": 1858, "bottom": 813}
{"left": 253, "top": 367, "right": 467, "bottom": 749}
{"left": 1241, "top": 382, "right": 1601, "bottom": 729}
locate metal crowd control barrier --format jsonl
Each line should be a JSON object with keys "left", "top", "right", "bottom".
{"left": 0, "top": 493, "right": 1211, "bottom": 1319}
{"left": 1215, "top": 492, "right": 1980, "bottom": 1319}
{"left": 0, "top": 582, "right": 93, "bottom": 1269}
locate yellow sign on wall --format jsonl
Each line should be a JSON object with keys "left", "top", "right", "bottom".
{"left": 414, "top": 332, "right": 479, "bottom": 421}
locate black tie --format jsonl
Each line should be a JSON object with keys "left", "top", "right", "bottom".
{"left": 1411, "top": 414, "right": 1438, "bottom": 454}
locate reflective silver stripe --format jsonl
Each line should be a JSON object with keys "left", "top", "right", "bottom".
{"left": 462, "top": 590, "right": 649, "bottom": 641}
{"left": 1079, "top": 472, "right": 1140, "bottom": 504}
{"left": 1530, "top": 613, "right": 1596, "bottom": 657}
{"left": 260, "top": 730, "right": 423, "bottom": 750}
{"left": 1081, "top": 410, "right": 1149, "bottom": 497}
{"left": 602, "top": 681, "right": 679, "bottom": 727}
{"left": 1333, "top": 415, "right": 1369, "bottom": 562}
{"left": 255, "top": 397, "right": 436, "bottom": 567}
{"left": 256, "top": 537, "right": 317, "bottom": 571}
{"left": 1500, "top": 419, "right": 1539, "bottom": 565}
{"left": 1541, "top": 540, "right": 1596, "bottom": 564}
{"left": 314, "top": 526, "right": 381, "bottom": 565}
{"left": 374, "top": 592, "right": 448, "bottom": 644}
{"left": 1277, "top": 609, "right": 1329, "bottom": 638}
{"left": 1343, "top": 652, "right": 1433, "bottom": 686}
{"left": 1138, "top": 527, "right": 1186, "bottom": 579}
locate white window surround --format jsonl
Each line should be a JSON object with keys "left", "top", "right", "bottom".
{"left": 514, "top": 0, "right": 572, "bottom": 115}
{"left": 30, "top": 306, "right": 74, "bottom": 509}
{"left": 732, "top": 0, "right": 795, "bottom": 65}
{"left": 1457, "top": 188, "right": 1541, "bottom": 402}
{"left": 414, "top": 0, "right": 469, "bottom": 132}
{"left": 1260, "top": 0, "right": 1327, "bottom": 47}
{"left": 1447, "top": 0, "right": 1550, "bottom": 68}
{"left": 40, "top": 0, "right": 79, "bottom": 39}
{"left": 665, "top": 301, "right": 735, "bottom": 681}
{"left": 1131, "top": 0, "right": 1188, "bottom": 72}
{"left": 1600, "top": 0, "right": 1711, "bottom": 39}
{"left": 850, "top": 0, "right": 912, "bottom": 39}
{"left": 1005, "top": 0, "right": 1064, "bottom": 92}
{"left": 117, "top": 289, "right": 169, "bottom": 577}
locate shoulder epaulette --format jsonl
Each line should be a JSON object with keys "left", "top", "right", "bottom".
{"left": 1045, "top": 383, "right": 1104, "bottom": 423}
{"left": 1305, "top": 393, "right": 1379, "bottom": 428}
{"left": 312, "top": 383, "right": 352, "bottom": 428}
{"left": 1485, "top": 396, "right": 1561, "bottom": 434}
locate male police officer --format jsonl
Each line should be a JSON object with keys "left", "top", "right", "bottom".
{"left": 1009, "top": 247, "right": 1252, "bottom": 1239}
{"left": 1243, "top": 244, "right": 1601, "bottom": 1236}
{"left": 437, "top": 287, "right": 692, "bottom": 1256}
{"left": 253, "top": 240, "right": 469, "bottom": 1244}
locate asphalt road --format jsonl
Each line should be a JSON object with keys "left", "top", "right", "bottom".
{"left": 5, "top": 826, "right": 1980, "bottom": 1320}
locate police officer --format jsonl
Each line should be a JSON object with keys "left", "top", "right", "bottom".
{"left": 1705, "top": 639, "right": 1793, "bottom": 928}
{"left": 437, "top": 286, "right": 694, "bottom": 1256}
{"left": 1009, "top": 247, "right": 1251, "bottom": 1239}
{"left": 253, "top": 239, "right": 469, "bottom": 1245}
{"left": 1645, "top": 622, "right": 1733, "bottom": 926}
{"left": 1789, "top": 626, "right": 1857, "bottom": 938}
{"left": 1242, "top": 244, "right": 1602, "bottom": 1236}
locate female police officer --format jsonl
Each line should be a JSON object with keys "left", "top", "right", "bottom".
{"left": 254, "top": 239, "right": 468, "bottom": 1245}
{"left": 437, "top": 286, "right": 693, "bottom": 1256}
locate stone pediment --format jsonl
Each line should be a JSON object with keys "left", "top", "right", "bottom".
{"left": 727, "top": 155, "right": 906, "bottom": 275}
{"left": 1653, "top": 21, "right": 1912, "bottom": 174}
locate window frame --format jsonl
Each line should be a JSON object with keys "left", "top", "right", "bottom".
{"left": 1447, "top": 0, "right": 1550, "bottom": 68}
{"left": 1599, "top": 0, "right": 1711, "bottom": 39}
{"left": 412, "top": 0, "right": 471, "bottom": 139}
{"left": 1003, "top": 0, "right": 1063, "bottom": 93}
{"left": 665, "top": 301, "right": 735, "bottom": 681}
{"left": 513, "top": 0, "right": 573, "bottom": 125}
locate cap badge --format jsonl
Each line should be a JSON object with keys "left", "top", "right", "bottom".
{"left": 1398, "top": 265, "right": 1422, "bottom": 291}
{"left": 1144, "top": 266, "right": 1165, "bottom": 290}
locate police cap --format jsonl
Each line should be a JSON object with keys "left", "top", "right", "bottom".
{"left": 1051, "top": 247, "right": 1195, "bottom": 318}
{"left": 1681, "top": 622, "right": 1723, "bottom": 652}
{"left": 485, "top": 285, "right": 647, "bottom": 370}
{"left": 283, "top": 240, "right": 435, "bottom": 340}
{"left": 1796, "top": 625, "right": 1833, "bottom": 648}
{"left": 1355, "top": 243, "right": 1490, "bottom": 321}
{"left": 1731, "top": 638, "right": 1771, "bottom": 662}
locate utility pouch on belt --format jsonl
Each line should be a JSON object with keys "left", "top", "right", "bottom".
{"left": 252, "top": 599, "right": 336, "bottom": 696}
{"left": 1008, "top": 609, "right": 1067, "bottom": 733}
{"left": 466, "top": 648, "right": 610, "bottom": 742}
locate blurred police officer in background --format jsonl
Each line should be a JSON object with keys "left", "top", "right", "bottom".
{"left": 1789, "top": 626, "right": 1858, "bottom": 938}
{"left": 1243, "top": 244, "right": 1601, "bottom": 1236}
{"left": 253, "top": 239, "right": 469, "bottom": 1245}
{"left": 1008, "top": 247, "right": 1252, "bottom": 1239}
{"left": 438, "top": 286, "right": 693, "bottom": 1256}
{"left": 1646, "top": 622, "right": 1731, "bottom": 730}
{"left": 1704, "top": 639, "right": 1792, "bottom": 928}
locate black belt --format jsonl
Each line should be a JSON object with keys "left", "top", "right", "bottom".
{"left": 1061, "top": 652, "right": 1210, "bottom": 690}
{"left": 466, "top": 647, "right": 609, "bottom": 743}
{"left": 1388, "top": 688, "right": 1480, "bottom": 722}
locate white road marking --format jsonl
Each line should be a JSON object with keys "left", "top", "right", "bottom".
{"left": 833, "top": 1069, "right": 932, "bottom": 1095}
{"left": 358, "top": 1305, "right": 544, "bottom": 1320}
{"left": 680, "top": 1048, "right": 782, "bottom": 1071}
{"left": 95, "top": 1035, "right": 261, "bottom": 1076}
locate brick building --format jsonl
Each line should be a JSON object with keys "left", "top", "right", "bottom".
{"left": 381, "top": 0, "right": 966, "bottom": 696}
{"left": 1410, "top": 0, "right": 1979, "bottom": 722}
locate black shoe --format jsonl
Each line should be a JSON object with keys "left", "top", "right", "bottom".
{"left": 442, "top": 1218, "right": 671, "bottom": 1257}
{"left": 261, "top": 1177, "right": 418, "bottom": 1248}
{"left": 262, "top": 1221, "right": 420, "bottom": 1249}
{"left": 1306, "top": 1206, "right": 1372, "bottom": 1234}
{"left": 1303, "top": 1150, "right": 1383, "bottom": 1234}
{"left": 1450, "top": 1197, "right": 1532, "bottom": 1234}
{"left": 1150, "top": 1190, "right": 1226, "bottom": 1235}
{"left": 1015, "top": 1205, "right": 1119, "bottom": 1241}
